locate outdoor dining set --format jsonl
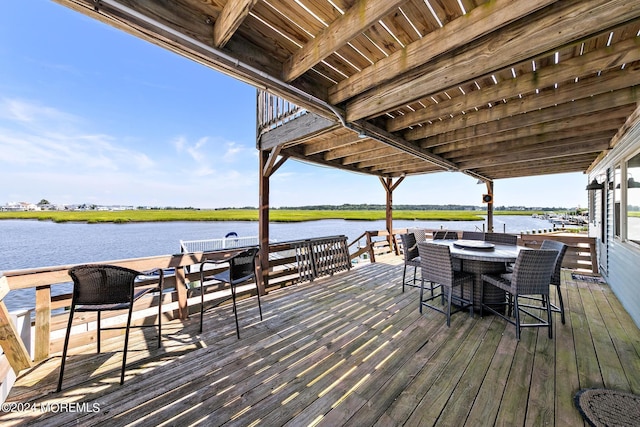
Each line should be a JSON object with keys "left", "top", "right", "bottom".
{"left": 399, "top": 230, "right": 567, "bottom": 340}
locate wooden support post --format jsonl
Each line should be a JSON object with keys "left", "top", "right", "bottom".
{"left": 174, "top": 267, "right": 188, "bottom": 319}
{"left": 379, "top": 176, "right": 405, "bottom": 255}
{"left": 259, "top": 150, "right": 269, "bottom": 295}
{"left": 366, "top": 232, "right": 376, "bottom": 263}
{"left": 485, "top": 180, "right": 494, "bottom": 232}
{"left": 34, "top": 285, "right": 51, "bottom": 362}
{"left": 0, "top": 276, "right": 32, "bottom": 372}
{"left": 258, "top": 145, "right": 288, "bottom": 295}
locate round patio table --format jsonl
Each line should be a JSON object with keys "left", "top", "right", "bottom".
{"left": 430, "top": 240, "right": 526, "bottom": 312}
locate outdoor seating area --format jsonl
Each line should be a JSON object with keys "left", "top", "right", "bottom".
{"left": 1, "top": 252, "right": 638, "bottom": 426}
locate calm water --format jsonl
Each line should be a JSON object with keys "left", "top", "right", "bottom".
{"left": 0, "top": 216, "right": 555, "bottom": 311}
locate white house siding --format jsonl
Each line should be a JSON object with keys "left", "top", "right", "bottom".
{"left": 589, "top": 111, "right": 640, "bottom": 328}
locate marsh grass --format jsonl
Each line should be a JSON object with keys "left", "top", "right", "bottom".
{"left": 0, "top": 209, "right": 543, "bottom": 224}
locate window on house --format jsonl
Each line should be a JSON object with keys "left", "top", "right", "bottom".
{"left": 615, "top": 165, "right": 621, "bottom": 238}
{"left": 627, "top": 153, "right": 640, "bottom": 245}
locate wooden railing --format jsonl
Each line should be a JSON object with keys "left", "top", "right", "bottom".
{"left": 0, "top": 236, "right": 354, "bottom": 375}
{"left": 0, "top": 230, "right": 597, "bottom": 382}
{"left": 257, "top": 91, "right": 306, "bottom": 136}
{"left": 519, "top": 233, "right": 598, "bottom": 274}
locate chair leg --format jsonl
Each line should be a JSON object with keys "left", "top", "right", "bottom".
{"left": 231, "top": 283, "right": 240, "bottom": 339}
{"left": 468, "top": 282, "right": 474, "bottom": 319}
{"left": 57, "top": 305, "right": 76, "bottom": 392}
{"left": 556, "top": 284, "right": 566, "bottom": 325}
{"left": 255, "top": 281, "right": 263, "bottom": 321}
{"left": 480, "top": 282, "right": 484, "bottom": 318}
{"left": 402, "top": 265, "right": 408, "bottom": 292}
{"left": 419, "top": 278, "right": 425, "bottom": 313}
{"left": 545, "top": 295, "right": 553, "bottom": 339}
{"left": 199, "top": 279, "right": 205, "bottom": 333}
{"left": 446, "top": 285, "right": 453, "bottom": 327}
{"left": 121, "top": 305, "right": 134, "bottom": 385}
{"left": 157, "top": 288, "right": 162, "bottom": 349}
{"left": 514, "top": 295, "right": 521, "bottom": 341}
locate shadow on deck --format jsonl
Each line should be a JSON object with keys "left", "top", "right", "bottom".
{"left": 2, "top": 255, "right": 639, "bottom": 426}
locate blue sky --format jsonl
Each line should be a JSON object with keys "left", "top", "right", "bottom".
{"left": 0, "top": 1, "right": 588, "bottom": 209}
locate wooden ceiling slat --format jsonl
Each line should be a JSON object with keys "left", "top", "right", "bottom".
{"left": 256, "top": 0, "right": 325, "bottom": 39}
{"left": 410, "top": 88, "right": 639, "bottom": 145}
{"left": 402, "top": 0, "right": 442, "bottom": 36}
{"left": 283, "top": 0, "right": 407, "bottom": 82}
{"left": 379, "top": 9, "right": 423, "bottom": 48}
{"left": 329, "top": 0, "right": 557, "bottom": 105}
{"left": 323, "top": 140, "right": 386, "bottom": 161}
{"left": 447, "top": 131, "right": 617, "bottom": 162}
{"left": 340, "top": 147, "right": 400, "bottom": 165}
{"left": 427, "top": 108, "right": 632, "bottom": 153}
{"left": 456, "top": 139, "right": 611, "bottom": 170}
{"left": 358, "top": 153, "right": 418, "bottom": 169}
{"left": 404, "top": 73, "right": 640, "bottom": 141}
{"left": 344, "top": 0, "right": 640, "bottom": 121}
{"left": 370, "top": 157, "right": 426, "bottom": 172}
{"left": 471, "top": 154, "right": 597, "bottom": 178}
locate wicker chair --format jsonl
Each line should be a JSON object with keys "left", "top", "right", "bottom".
{"left": 417, "top": 242, "right": 474, "bottom": 326}
{"left": 481, "top": 249, "right": 558, "bottom": 340}
{"left": 58, "top": 264, "right": 164, "bottom": 391}
{"left": 433, "top": 230, "right": 458, "bottom": 240}
{"left": 410, "top": 229, "right": 428, "bottom": 243}
{"left": 462, "top": 231, "right": 485, "bottom": 240}
{"left": 484, "top": 232, "right": 518, "bottom": 245}
{"left": 399, "top": 233, "right": 421, "bottom": 292}
{"left": 199, "top": 247, "right": 262, "bottom": 338}
{"left": 537, "top": 240, "right": 569, "bottom": 324}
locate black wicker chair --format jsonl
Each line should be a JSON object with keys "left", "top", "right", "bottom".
{"left": 199, "top": 247, "right": 262, "bottom": 338}
{"left": 417, "top": 242, "right": 474, "bottom": 326}
{"left": 399, "top": 233, "right": 421, "bottom": 292}
{"left": 462, "top": 231, "right": 485, "bottom": 241}
{"left": 538, "top": 240, "right": 569, "bottom": 324}
{"left": 433, "top": 230, "right": 458, "bottom": 240}
{"left": 410, "top": 229, "right": 428, "bottom": 243}
{"left": 58, "top": 264, "right": 164, "bottom": 391}
{"left": 481, "top": 249, "right": 558, "bottom": 340}
{"left": 484, "top": 232, "right": 518, "bottom": 245}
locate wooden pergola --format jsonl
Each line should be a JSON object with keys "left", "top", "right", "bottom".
{"left": 54, "top": 0, "right": 640, "bottom": 288}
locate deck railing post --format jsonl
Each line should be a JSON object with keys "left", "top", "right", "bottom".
{"left": 366, "top": 232, "right": 376, "bottom": 263}
{"left": 174, "top": 268, "right": 188, "bottom": 319}
{"left": 34, "top": 285, "right": 51, "bottom": 362}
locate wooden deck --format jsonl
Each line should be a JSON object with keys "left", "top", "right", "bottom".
{"left": 2, "top": 256, "right": 639, "bottom": 426}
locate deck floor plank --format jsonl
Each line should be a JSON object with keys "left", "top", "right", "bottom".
{"left": 552, "top": 274, "right": 583, "bottom": 427}
{"left": 1, "top": 257, "right": 639, "bottom": 426}
{"left": 577, "top": 280, "right": 630, "bottom": 391}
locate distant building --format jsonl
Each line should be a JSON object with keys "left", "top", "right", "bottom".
{"left": 1, "top": 202, "right": 39, "bottom": 212}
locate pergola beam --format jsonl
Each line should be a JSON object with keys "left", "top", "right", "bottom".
{"left": 388, "top": 37, "right": 640, "bottom": 132}
{"left": 345, "top": 0, "right": 640, "bottom": 121}
{"left": 404, "top": 76, "right": 640, "bottom": 141}
{"left": 417, "top": 96, "right": 637, "bottom": 148}
{"left": 330, "top": 0, "right": 557, "bottom": 105}
{"left": 213, "top": 0, "right": 259, "bottom": 48}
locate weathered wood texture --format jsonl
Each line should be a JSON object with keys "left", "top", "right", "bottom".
{"left": 2, "top": 257, "right": 638, "bottom": 426}
{"left": 54, "top": 0, "right": 640, "bottom": 180}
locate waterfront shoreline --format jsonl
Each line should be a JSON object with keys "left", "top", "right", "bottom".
{"left": 0, "top": 209, "right": 547, "bottom": 224}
